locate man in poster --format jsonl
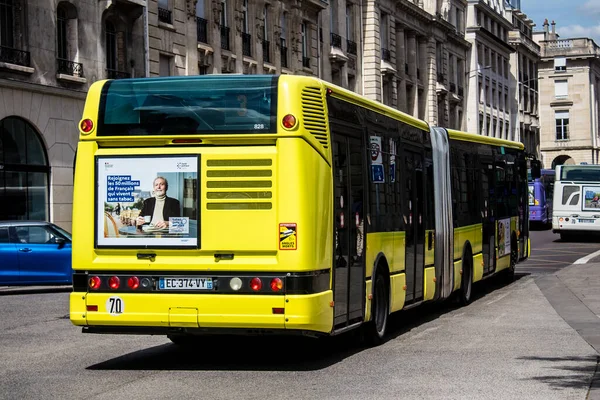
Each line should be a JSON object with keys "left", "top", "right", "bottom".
{"left": 136, "top": 176, "right": 181, "bottom": 229}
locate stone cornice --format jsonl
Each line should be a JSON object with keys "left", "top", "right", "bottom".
{"left": 0, "top": 78, "right": 87, "bottom": 100}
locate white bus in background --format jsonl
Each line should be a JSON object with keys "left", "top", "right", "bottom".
{"left": 552, "top": 164, "right": 600, "bottom": 240}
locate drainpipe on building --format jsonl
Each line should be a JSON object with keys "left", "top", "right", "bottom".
{"left": 143, "top": 5, "right": 150, "bottom": 77}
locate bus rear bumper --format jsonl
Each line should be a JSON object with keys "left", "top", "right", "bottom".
{"left": 70, "top": 291, "right": 334, "bottom": 335}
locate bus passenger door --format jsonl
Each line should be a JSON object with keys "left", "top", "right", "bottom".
{"left": 403, "top": 149, "right": 425, "bottom": 302}
{"left": 332, "top": 133, "right": 366, "bottom": 329}
{"left": 481, "top": 159, "right": 496, "bottom": 274}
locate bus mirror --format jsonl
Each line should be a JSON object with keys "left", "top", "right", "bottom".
{"left": 530, "top": 160, "right": 541, "bottom": 179}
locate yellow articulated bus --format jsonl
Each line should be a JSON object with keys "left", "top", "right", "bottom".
{"left": 70, "top": 74, "right": 529, "bottom": 344}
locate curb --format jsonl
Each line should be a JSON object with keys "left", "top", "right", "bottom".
{"left": 0, "top": 286, "right": 72, "bottom": 296}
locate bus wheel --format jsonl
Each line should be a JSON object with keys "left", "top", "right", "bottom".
{"left": 459, "top": 251, "right": 472, "bottom": 305}
{"left": 366, "top": 272, "right": 389, "bottom": 346}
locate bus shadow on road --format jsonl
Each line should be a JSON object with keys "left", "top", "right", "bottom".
{"left": 516, "top": 355, "right": 599, "bottom": 390}
{"left": 87, "top": 276, "right": 526, "bottom": 372}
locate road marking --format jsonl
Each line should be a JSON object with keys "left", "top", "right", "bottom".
{"left": 574, "top": 248, "right": 600, "bottom": 264}
{"left": 486, "top": 292, "right": 510, "bottom": 305}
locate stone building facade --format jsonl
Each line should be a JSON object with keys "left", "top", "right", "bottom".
{"left": 537, "top": 23, "right": 600, "bottom": 168}
{"left": 0, "top": 0, "right": 543, "bottom": 230}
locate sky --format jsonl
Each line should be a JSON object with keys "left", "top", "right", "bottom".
{"left": 521, "top": 0, "right": 600, "bottom": 45}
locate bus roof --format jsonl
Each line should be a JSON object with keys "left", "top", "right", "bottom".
{"left": 446, "top": 129, "right": 524, "bottom": 150}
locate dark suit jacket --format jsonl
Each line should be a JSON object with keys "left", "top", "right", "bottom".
{"left": 140, "top": 196, "right": 181, "bottom": 222}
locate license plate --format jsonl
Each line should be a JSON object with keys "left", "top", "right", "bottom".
{"left": 159, "top": 277, "right": 213, "bottom": 290}
{"left": 579, "top": 219, "right": 595, "bottom": 223}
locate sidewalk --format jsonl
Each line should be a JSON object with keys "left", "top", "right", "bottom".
{"left": 0, "top": 285, "right": 71, "bottom": 295}
{"left": 536, "top": 261, "right": 600, "bottom": 399}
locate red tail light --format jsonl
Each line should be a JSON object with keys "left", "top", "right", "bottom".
{"left": 80, "top": 118, "right": 93, "bottom": 133}
{"left": 89, "top": 276, "right": 101, "bottom": 290}
{"left": 250, "top": 277, "right": 262, "bottom": 291}
{"left": 282, "top": 114, "right": 297, "bottom": 129}
{"left": 108, "top": 276, "right": 120, "bottom": 290}
{"left": 270, "top": 278, "right": 283, "bottom": 292}
{"left": 128, "top": 276, "right": 140, "bottom": 290}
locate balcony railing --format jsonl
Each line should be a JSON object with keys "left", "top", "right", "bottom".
{"left": 221, "top": 26, "right": 230, "bottom": 51}
{"left": 331, "top": 32, "right": 342, "bottom": 49}
{"left": 381, "top": 48, "right": 391, "bottom": 62}
{"left": 302, "top": 57, "right": 310, "bottom": 68}
{"left": 242, "top": 33, "right": 252, "bottom": 57}
{"left": 107, "top": 68, "right": 130, "bottom": 79}
{"left": 57, "top": 58, "right": 84, "bottom": 77}
{"left": 158, "top": 7, "right": 172, "bottom": 24}
{"left": 196, "top": 17, "right": 208, "bottom": 43}
{"left": 0, "top": 46, "right": 31, "bottom": 67}
{"left": 262, "top": 40, "right": 270, "bottom": 63}
{"left": 346, "top": 39, "right": 357, "bottom": 55}
{"left": 281, "top": 40, "right": 288, "bottom": 68}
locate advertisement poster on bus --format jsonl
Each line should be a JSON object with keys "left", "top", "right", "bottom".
{"left": 96, "top": 155, "right": 199, "bottom": 247}
{"left": 497, "top": 218, "right": 511, "bottom": 257}
{"left": 528, "top": 185, "right": 535, "bottom": 206}
{"left": 583, "top": 186, "right": 600, "bottom": 210}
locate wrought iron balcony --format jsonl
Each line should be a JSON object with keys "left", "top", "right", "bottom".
{"left": 381, "top": 48, "right": 391, "bottom": 62}
{"left": 57, "top": 58, "right": 84, "bottom": 77}
{"left": 107, "top": 68, "right": 131, "bottom": 79}
{"left": 196, "top": 17, "right": 208, "bottom": 43}
{"left": 346, "top": 40, "right": 357, "bottom": 55}
{"left": 221, "top": 26, "right": 230, "bottom": 50}
{"left": 280, "top": 42, "right": 288, "bottom": 69}
{"left": 262, "top": 40, "right": 270, "bottom": 63}
{"left": 158, "top": 7, "right": 172, "bottom": 24}
{"left": 0, "top": 46, "right": 31, "bottom": 67}
{"left": 331, "top": 33, "right": 342, "bottom": 49}
{"left": 242, "top": 33, "right": 252, "bottom": 57}
{"left": 302, "top": 57, "right": 310, "bottom": 68}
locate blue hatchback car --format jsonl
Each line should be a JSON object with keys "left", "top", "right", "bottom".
{"left": 0, "top": 221, "right": 72, "bottom": 285}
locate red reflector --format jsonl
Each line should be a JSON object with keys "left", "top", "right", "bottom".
{"left": 89, "top": 276, "right": 102, "bottom": 290}
{"left": 250, "top": 277, "right": 262, "bottom": 291}
{"left": 282, "top": 114, "right": 297, "bottom": 129}
{"left": 128, "top": 276, "right": 140, "bottom": 290}
{"left": 272, "top": 308, "right": 284, "bottom": 314}
{"left": 108, "top": 276, "right": 120, "bottom": 290}
{"left": 86, "top": 305, "right": 98, "bottom": 312}
{"left": 270, "top": 278, "right": 283, "bottom": 292}
{"left": 171, "top": 139, "right": 202, "bottom": 144}
{"left": 80, "top": 119, "right": 93, "bottom": 133}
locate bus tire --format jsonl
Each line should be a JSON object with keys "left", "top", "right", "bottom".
{"left": 459, "top": 247, "right": 473, "bottom": 306}
{"left": 365, "top": 271, "right": 389, "bottom": 346}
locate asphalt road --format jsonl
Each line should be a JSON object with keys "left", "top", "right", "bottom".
{"left": 1, "top": 226, "right": 599, "bottom": 399}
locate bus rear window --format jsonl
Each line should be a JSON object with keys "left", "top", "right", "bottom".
{"left": 98, "top": 75, "right": 278, "bottom": 136}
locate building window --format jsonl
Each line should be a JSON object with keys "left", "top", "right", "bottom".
{"left": 555, "top": 111, "right": 569, "bottom": 140}
{"left": 196, "top": 0, "right": 208, "bottom": 43}
{"left": 56, "top": 2, "right": 82, "bottom": 77}
{"left": 380, "top": 12, "right": 389, "bottom": 56}
{"left": 220, "top": 0, "right": 230, "bottom": 51}
{"left": 301, "top": 22, "right": 309, "bottom": 68}
{"left": 241, "top": 0, "right": 251, "bottom": 56}
{"left": 0, "top": 117, "right": 50, "bottom": 221}
{"left": 0, "top": 0, "right": 15, "bottom": 47}
{"left": 158, "top": 0, "right": 172, "bottom": 24}
{"left": 262, "top": 5, "right": 270, "bottom": 63}
{"left": 280, "top": 12, "right": 288, "bottom": 68}
{"left": 554, "top": 57, "right": 566, "bottom": 72}
{"left": 159, "top": 54, "right": 171, "bottom": 76}
{"left": 105, "top": 19, "right": 129, "bottom": 79}
{"left": 555, "top": 79, "right": 568, "bottom": 99}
